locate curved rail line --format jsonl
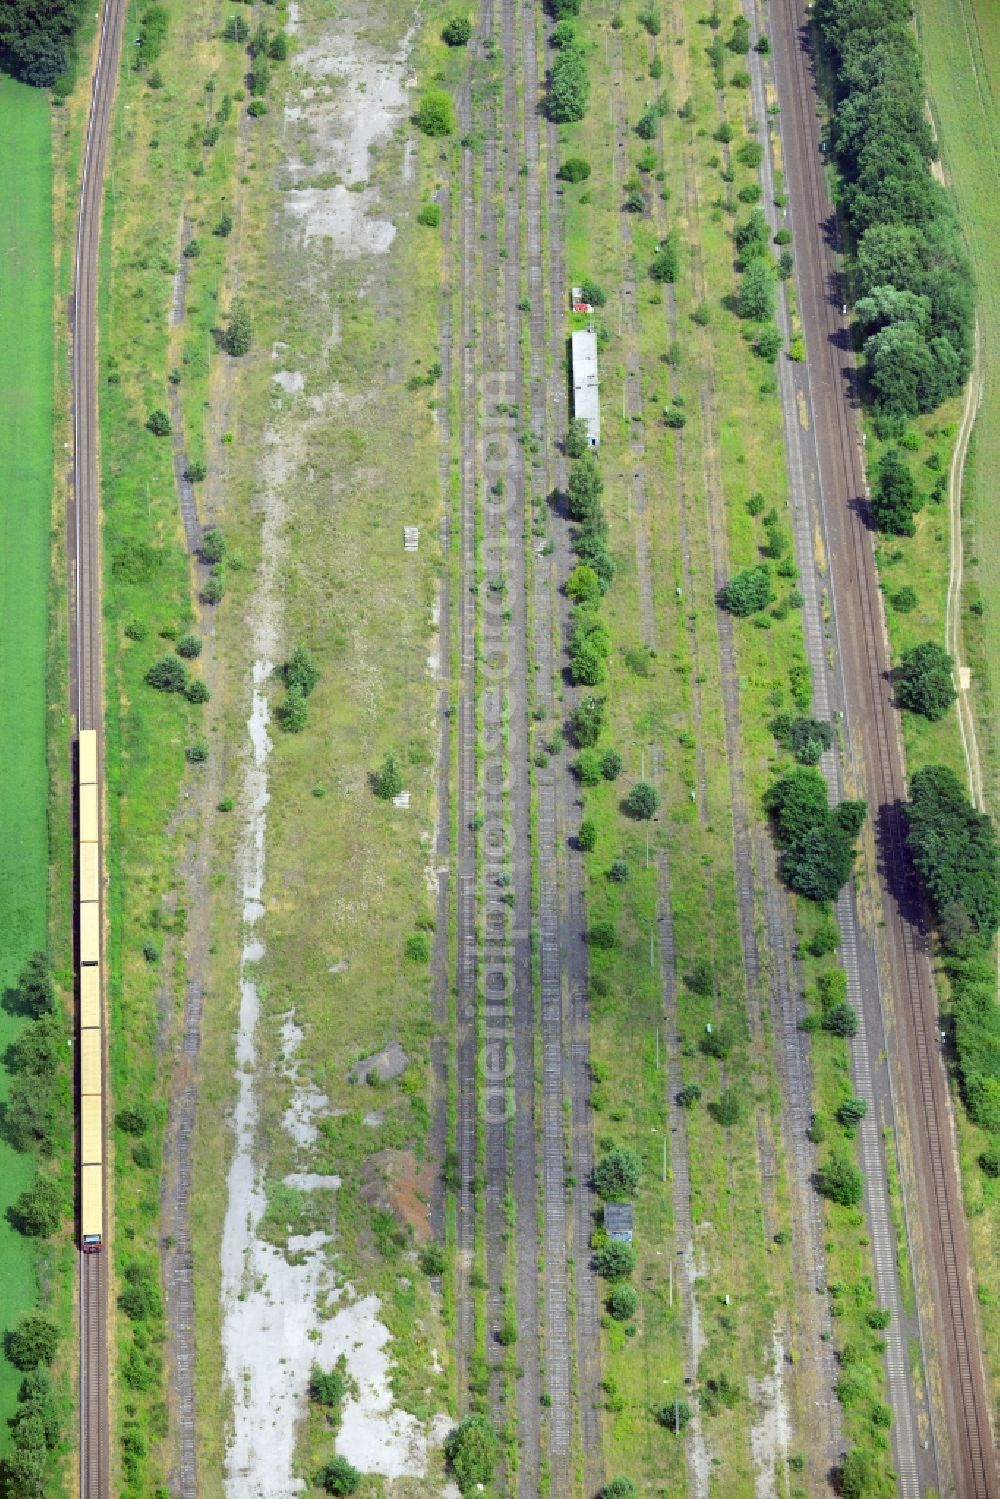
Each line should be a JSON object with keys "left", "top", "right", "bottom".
{"left": 73, "top": 1, "right": 127, "bottom": 1496}
{"left": 771, "top": 2, "right": 999, "bottom": 1493}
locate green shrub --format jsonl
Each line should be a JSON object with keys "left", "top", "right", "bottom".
{"left": 185, "top": 679, "right": 210, "bottom": 704}
{"left": 578, "top": 819, "right": 597, "bottom": 851}
{"left": 906, "top": 766, "right": 1000, "bottom": 952}
{"left": 6, "top": 1317, "right": 58, "bottom": 1371}
{"left": 709, "top": 1088, "right": 743, "bottom": 1127}
{"left": 146, "top": 656, "right": 187, "bottom": 692}
{"left": 677, "top": 1082, "right": 702, "bottom": 1108}
{"left": 416, "top": 89, "right": 454, "bottom": 134}
{"left": 146, "top": 408, "right": 171, "bottom": 436}
{"left": 594, "top": 1146, "right": 641, "bottom": 1199}
{"left": 417, "top": 202, "right": 441, "bottom": 227}
{"left": 895, "top": 641, "right": 956, "bottom": 720}
{"left": 176, "top": 633, "right": 202, "bottom": 659}
{"left": 547, "top": 45, "right": 589, "bottom": 122}
{"left": 587, "top": 920, "right": 618, "bottom": 950}
{"left": 624, "top": 781, "right": 659, "bottom": 819}
{"left": 372, "top": 751, "right": 404, "bottom": 800}
{"left": 594, "top": 1239, "right": 636, "bottom": 1279}
{"left": 10, "top": 1178, "right": 62, "bottom": 1238}
{"left": 405, "top": 932, "right": 431, "bottom": 962}
{"left": 607, "top": 1283, "right": 638, "bottom": 1320}
{"left": 650, "top": 237, "right": 679, "bottom": 282}
{"left": 816, "top": 1153, "right": 863, "bottom": 1207}
{"left": 601, "top": 749, "right": 623, "bottom": 780}
{"left": 655, "top": 1399, "right": 692, "bottom": 1431}
{"left": 442, "top": 15, "right": 472, "bottom": 45}
{"left": 444, "top": 1414, "right": 500, "bottom": 1493}
{"left": 316, "top": 1456, "right": 361, "bottom": 1495}
{"left": 837, "top": 1096, "right": 867, "bottom": 1128}
{"left": 558, "top": 157, "right": 591, "bottom": 182}
{"left": 222, "top": 299, "right": 253, "bottom": 356}
{"left": 719, "top": 565, "right": 772, "bottom": 615}
{"left": 283, "top": 644, "right": 320, "bottom": 697}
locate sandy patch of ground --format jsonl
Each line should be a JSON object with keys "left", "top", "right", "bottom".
{"left": 747, "top": 1330, "right": 792, "bottom": 1499}
{"left": 361, "top": 1150, "right": 435, "bottom": 1244}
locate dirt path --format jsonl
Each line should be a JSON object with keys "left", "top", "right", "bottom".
{"left": 945, "top": 324, "right": 986, "bottom": 812}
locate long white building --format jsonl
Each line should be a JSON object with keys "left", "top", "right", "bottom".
{"left": 571, "top": 325, "right": 600, "bottom": 449}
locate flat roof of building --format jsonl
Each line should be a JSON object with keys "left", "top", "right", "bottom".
{"left": 571, "top": 325, "right": 600, "bottom": 447}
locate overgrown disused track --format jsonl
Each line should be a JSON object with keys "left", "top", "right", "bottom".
{"left": 770, "top": 1, "right": 999, "bottom": 1493}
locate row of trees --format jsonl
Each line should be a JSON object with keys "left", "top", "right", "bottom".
{"left": 546, "top": 0, "right": 590, "bottom": 122}
{"left": 0, "top": 0, "right": 85, "bottom": 88}
{"left": 2, "top": 955, "right": 66, "bottom": 1498}
{"left": 813, "top": 0, "right": 974, "bottom": 422}
{"left": 904, "top": 766, "right": 1000, "bottom": 1162}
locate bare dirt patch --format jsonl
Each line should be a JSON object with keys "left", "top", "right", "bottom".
{"left": 361, "top": 1150, "right": 435, "bottom": 1244}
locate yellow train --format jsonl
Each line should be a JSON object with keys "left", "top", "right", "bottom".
{"left": 78, "top": 729, "right": 103, "bottom": 1253}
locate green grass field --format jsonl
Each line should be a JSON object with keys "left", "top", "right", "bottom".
{"left": 912, "top": 0, "right": 1000, "bottom": 1413}
{"left": 0, "top": 76, "right": 53, "bottom": 1444}
{"left": 915, "top": 0, "right": 1000, "bottom": 800}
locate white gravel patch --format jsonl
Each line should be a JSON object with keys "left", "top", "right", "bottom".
{"left": 329, "top": 1293, "right": 441, "bottom": 1479}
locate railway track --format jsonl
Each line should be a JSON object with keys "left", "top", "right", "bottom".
{"left": 72, "top": 3, "right": 127, "bottom": 1498}
{"left": 770, "top": 2, "right": 1000, "bottom": 1493}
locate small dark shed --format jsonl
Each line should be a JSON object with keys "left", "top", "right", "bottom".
{"left": 604, "top": 1203, "right": 634, "bottom": 1243}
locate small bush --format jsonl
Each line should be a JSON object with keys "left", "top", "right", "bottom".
{"left": 655, "top": 1400, "right": 692, "bottom": 1431}
{"left": 594, "top": 1146, "right": 641, "bottom": 1199}
{"left": 417, "top": 89, "right": 455, "bottom": 136}
{"left": 316, "top": 1456, "right": 361, "bottom": 1495}
{"left": 836, "top": 1096, "right": 867, "bottom": 1128}
{"left": 417, "top": 202, "right": 441, "bottom": 227}
{"left": 601, "top": 749, "right": 623, "bottom": 781}
{"left": 558, "top": 157, "right": 591, "bottom": 183}
{"left": 442, "top": 15, "right": 472, "bottom": 45}
{"left": 625, "top": 781, "right": 659, "bottom": 819}
{"left": 607, "top": 1283, "right": 638, "bottom": 1321}
{"left": 444, "top": 1413, "right": 499, "bottom": 1493}
{"left": 580, "top": 277, "right": 606, "bottom": 308}
{"left": 892, "top": 585, "right": 918, "bottom": 613}
{"left": 405, "top": 932, "right": 431, "bottom": 963}
{"left": 816, "top": 1152, "right": 863, "bottom": 1207}
{"left": 185, "top": 679, "right": 210, "bottom": 704}
{"left": 372, "top": 751, "right": 404, "bottom": 800}
{"left": 222, "top": 299, "right": 253, "bottom": 356}
{"left": 146, "top": 657, "right": 187, "bottom": 693}
{"left": 176, "top": 633, "right": 202, "bottom": 659}
{"left": 419, "top": 1242, "right": 446, "bottom": 1275}
{"left": 6, "top": 1317, "right": 58, "bottom": 1371}
{"left": 607, "top": 860, "right": 629, "bottom": 883}
{"left": 214, "top": 211, "right": 234, "bottom": 237}
{"left": 977, "top": 1146, "right": 1000, "bottom": 1178}
{"left": 186, "top": 736, "right": 209, "bottom": 764}
{"left": 587, "top": 920, "right": 618, "bottom": 950}
{"left": 146, "top": 408, "right": 171, "bottom": 436}
{"left": 578, "top": 819, "right": 597, "bottom": 851}
{"left": 719, "top": 565, "right": 772, "bottom": 616}
{"left": 594, "top": 1240, "right": 636, "bottom": 1279}
{"left": 677, "top": 1081, "right": 702, "bottom": 1108}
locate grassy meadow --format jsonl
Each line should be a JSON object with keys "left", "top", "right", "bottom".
{"left": 0, "top": 76, "right": 55, "bottom": 1447}
{"left": 910, "top": 0, "right": 1000, "bottom": 1415}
